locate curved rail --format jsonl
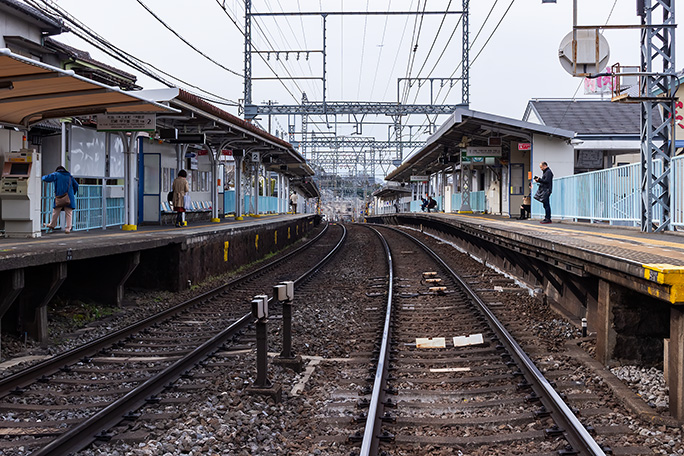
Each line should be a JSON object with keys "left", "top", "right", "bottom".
{"left": 33, "top": 223, "right": 347, "bottom": 456}
{"left": 384, "top": 225, "right": 606, "bottom": 456}
{"left": 0, "top": 223, "right": 331, "bottom": 398}
{"left": 359, "top": 225, "right": 394, "bottom": 456}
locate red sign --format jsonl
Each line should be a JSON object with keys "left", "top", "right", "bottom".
{"left": 518, "top": 143, "right": 531, "bottom": 151}
{"left": 197, "top": 149, "right": 209, "bottom": 156}
{"left": 222, "top": 149, "right": 233, "bottom": 156}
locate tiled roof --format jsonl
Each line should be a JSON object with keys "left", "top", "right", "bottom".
{"left": 527, "top": 100, "right": 641, "bottom": 135}
{"left": 0, "top": 0, "right": 63, "bottom": 32}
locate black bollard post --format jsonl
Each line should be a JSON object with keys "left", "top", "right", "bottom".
{"left": 581, "top": 317, "right": 588, "bottom": 337}
{"left": 274, "top": 281, "right": 303, "bottom": 373}
{"left": 247, "top": 294, "right": 282, "bottom": 402}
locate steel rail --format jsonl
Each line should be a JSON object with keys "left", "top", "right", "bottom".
{"left": 31, "top": 313, "right": 252, "bottom": 456}
{"left": 387, "top": 226, "right": 606, "bottom": 456}
{"left": 31, "top": 223, "right": 347, "bottom": 456}
{"left": 0, "top": 222, "right": 331, "bottom": 398}
{"left": 358, "top": 226, "right": 394, "bottom": 456}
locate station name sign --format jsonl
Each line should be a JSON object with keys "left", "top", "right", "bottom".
{"left": 97, "top": 114, "right": 156, "bottom": 132}
{"left": 466, "top": 146, "right": 502, "bottom": 158}
{"left": 410, "top": 175, "right": 429, "bottom": 182}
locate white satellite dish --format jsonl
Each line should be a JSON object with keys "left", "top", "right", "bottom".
{"left": 558, "top": 29, "right": 610, "bottom": 76}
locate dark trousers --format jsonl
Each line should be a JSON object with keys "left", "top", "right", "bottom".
{"left": 520, "top": 204, "right": 531, "bottom": 219}
{"left": 542, "top": 197, "right": 551, "bottom": 221}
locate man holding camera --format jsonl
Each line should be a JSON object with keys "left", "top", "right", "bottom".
{"left": 534, "top": 162, "right": 553, "bottom": 224}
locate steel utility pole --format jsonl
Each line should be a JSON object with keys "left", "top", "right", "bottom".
{"left": 242, "top": 5, "right": 470, "bottom": 185}
{"left": 639, "top": 0, "right": 676, "bottom": 232}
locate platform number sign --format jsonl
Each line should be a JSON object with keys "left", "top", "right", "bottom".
{"left": 97, "top": 114, "right": 156, "bottom": 132}
{"left": 251, "top": 152, "right": 260, "bottom": 162}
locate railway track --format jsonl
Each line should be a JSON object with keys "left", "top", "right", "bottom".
{"left": 350, "top": 225, "right": 607, "bottom": 455}
{"left": 0, "top": 223, "right": 346, "bottom": 456}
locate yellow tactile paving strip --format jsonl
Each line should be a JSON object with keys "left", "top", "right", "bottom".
{"left": 444, "top": 214, "right": 684, "bottom": 265}
{"left": 433, "top": 213, "right": 684, "bottom": 303}
{"left": 0, "top": 213, "right": 293, "bottom": 258}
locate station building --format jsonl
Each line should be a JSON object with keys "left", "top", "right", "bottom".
{"left": 0, "top": 0, "right": 318, "bottom": 238}
{"left": 379, "top": 108, "right": 574, "bottom": 218}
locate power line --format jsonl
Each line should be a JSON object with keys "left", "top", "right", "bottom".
{"left": 413, "top": 0, "right": 454, "bottom": 79}
{"left": 380, "top": 0, "right": 417, "bottom": 101}
{"left": 471, "top": 0, "right": 499, "bottom": 49}
{"left": 369, "top": 0, "right": 392, "bottom": 100}
{"left": 212, "top": 0, "right": 300, "bottom": 104}
{"left": 401, "top": 0, "right": 428, "bottom": 105}
{"left": 134, "top": 0, "right": 242, "bottom": 77}
{"left": 356, "top": 0, "right": 370, "bottom": 99}
{"left": 27, "top": 0, "right": 239, "bottom": 105}
{"left": 470, "top": 0, "right": 516, "bottom": 66}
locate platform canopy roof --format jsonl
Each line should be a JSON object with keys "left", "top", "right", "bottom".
{"left": 372, "top": 185, "right": 411, "bottom": 199}
{"left": 0, "top": 49, "right": 178, "bottom": 127}
{"left": 386, "top": 108, "right": 575, "bottom": 182}
{"left": 146, "top": 88, "right": 314, "bottom": 179}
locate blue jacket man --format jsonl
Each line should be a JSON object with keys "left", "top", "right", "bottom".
{"left": 42, "top": 166, "right": 79, "bottom": 233}
{"left": 534, "top": 162, "right": 553, "bottom": 224}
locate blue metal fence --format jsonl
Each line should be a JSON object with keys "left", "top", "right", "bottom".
{"left": 41, "top": 182, "right": 124, "bottom": 231}
{"left": 531, "top": 159, "right": 671, "bottom": 226}
{"left": 451, "top": 191, "right": 486, "bottom": 212}
{"left": 223, "top": 191, "right": 281, "bottom": 215}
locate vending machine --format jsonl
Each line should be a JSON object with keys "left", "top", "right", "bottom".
{"left": 0, "top": 148, "right": 41, "bottom": 237}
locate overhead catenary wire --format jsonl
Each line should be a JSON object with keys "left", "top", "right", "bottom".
{"left": 401, "top": 0, "right": 428, "bottom": 105}
{"left": 369, "top": 0, "right": 393, "bottom": 101}
{"left": 26, "top": 0, "right": 239, "bottom": 106}
{"left": 134, "top": 0, "right": 242, "bottom": 78}
{"left": 268, "top": 0, "right": 321, "bottom": 100}
{"left": 212, "top": 0, "right": 300, "bottom": 104}
{"left": 380, "top": 0, "right": 417, "bottom": 101}
{"left": 430, "top": 0, "right": 517, "bottom": 106}
{"left": 356, "top": 0, "right": 371, "bottom": 100}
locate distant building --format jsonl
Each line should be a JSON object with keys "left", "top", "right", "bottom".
{"left": 523, "top": 99, "right": 644, "bottom": 173}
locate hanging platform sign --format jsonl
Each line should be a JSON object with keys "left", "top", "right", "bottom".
{"left": 466, "top": 146, "right": 502, "bottom": 158}
{"left": 97, "top": 114, "right": 156, "bottom": 132}
{"left": 410, "top": 175, "right": 429, "bottom": 182}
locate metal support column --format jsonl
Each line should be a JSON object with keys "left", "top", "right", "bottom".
{"left": 461, "top": 0, "right": 470, "bottom": 107}
{"left": 243, "top": 0, "right": 253, "bottom": 116}
{"left": 640, "top": 0, "right": 676, "bottom": 232}
{"left": 234, "top": 151, "right": 244, "bottom": 220}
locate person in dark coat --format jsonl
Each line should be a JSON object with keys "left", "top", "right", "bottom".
{"left": 427, "top": 196, "right": 437, "bottom": 212}
{"left": 42, "top": 166, "right": 79, "bottom": 234}
{"left": 534, "top": 162, "right": 553, "bottom": 224}
{"left": 172, "top": 169, "right": 190, "bottom": 227}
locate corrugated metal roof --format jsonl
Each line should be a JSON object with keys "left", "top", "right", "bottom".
{"left": 0, "top": 49, "right": 177, "bottom": 127}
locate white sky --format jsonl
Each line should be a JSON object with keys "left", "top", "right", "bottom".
{"left": 42, "top": 0, "right": 682, "bottom": 156}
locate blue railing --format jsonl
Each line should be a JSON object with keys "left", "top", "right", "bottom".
{"left": 223, "top": 191, "right": 282, "bottom": 215}
{"left": 672, "top": 156, "right": 684, "bottom": 229}
{"left": 41, "top": 182, "right": 124, "bottom": 231}
{"left": 531, "top": 159, "right": 671, "bottom": 226}
{"left": 451, "top": 190, "right": 486, "bottom": 212}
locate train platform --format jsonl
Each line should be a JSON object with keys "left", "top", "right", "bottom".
{"left": 389, "top": 211, "right": 684, "bottom": 304}
{"left": 0, "top": 213, "right": 318, "bottom": 342}
{"left": 0, "top": 213, "right": 311, "bottom": 271}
